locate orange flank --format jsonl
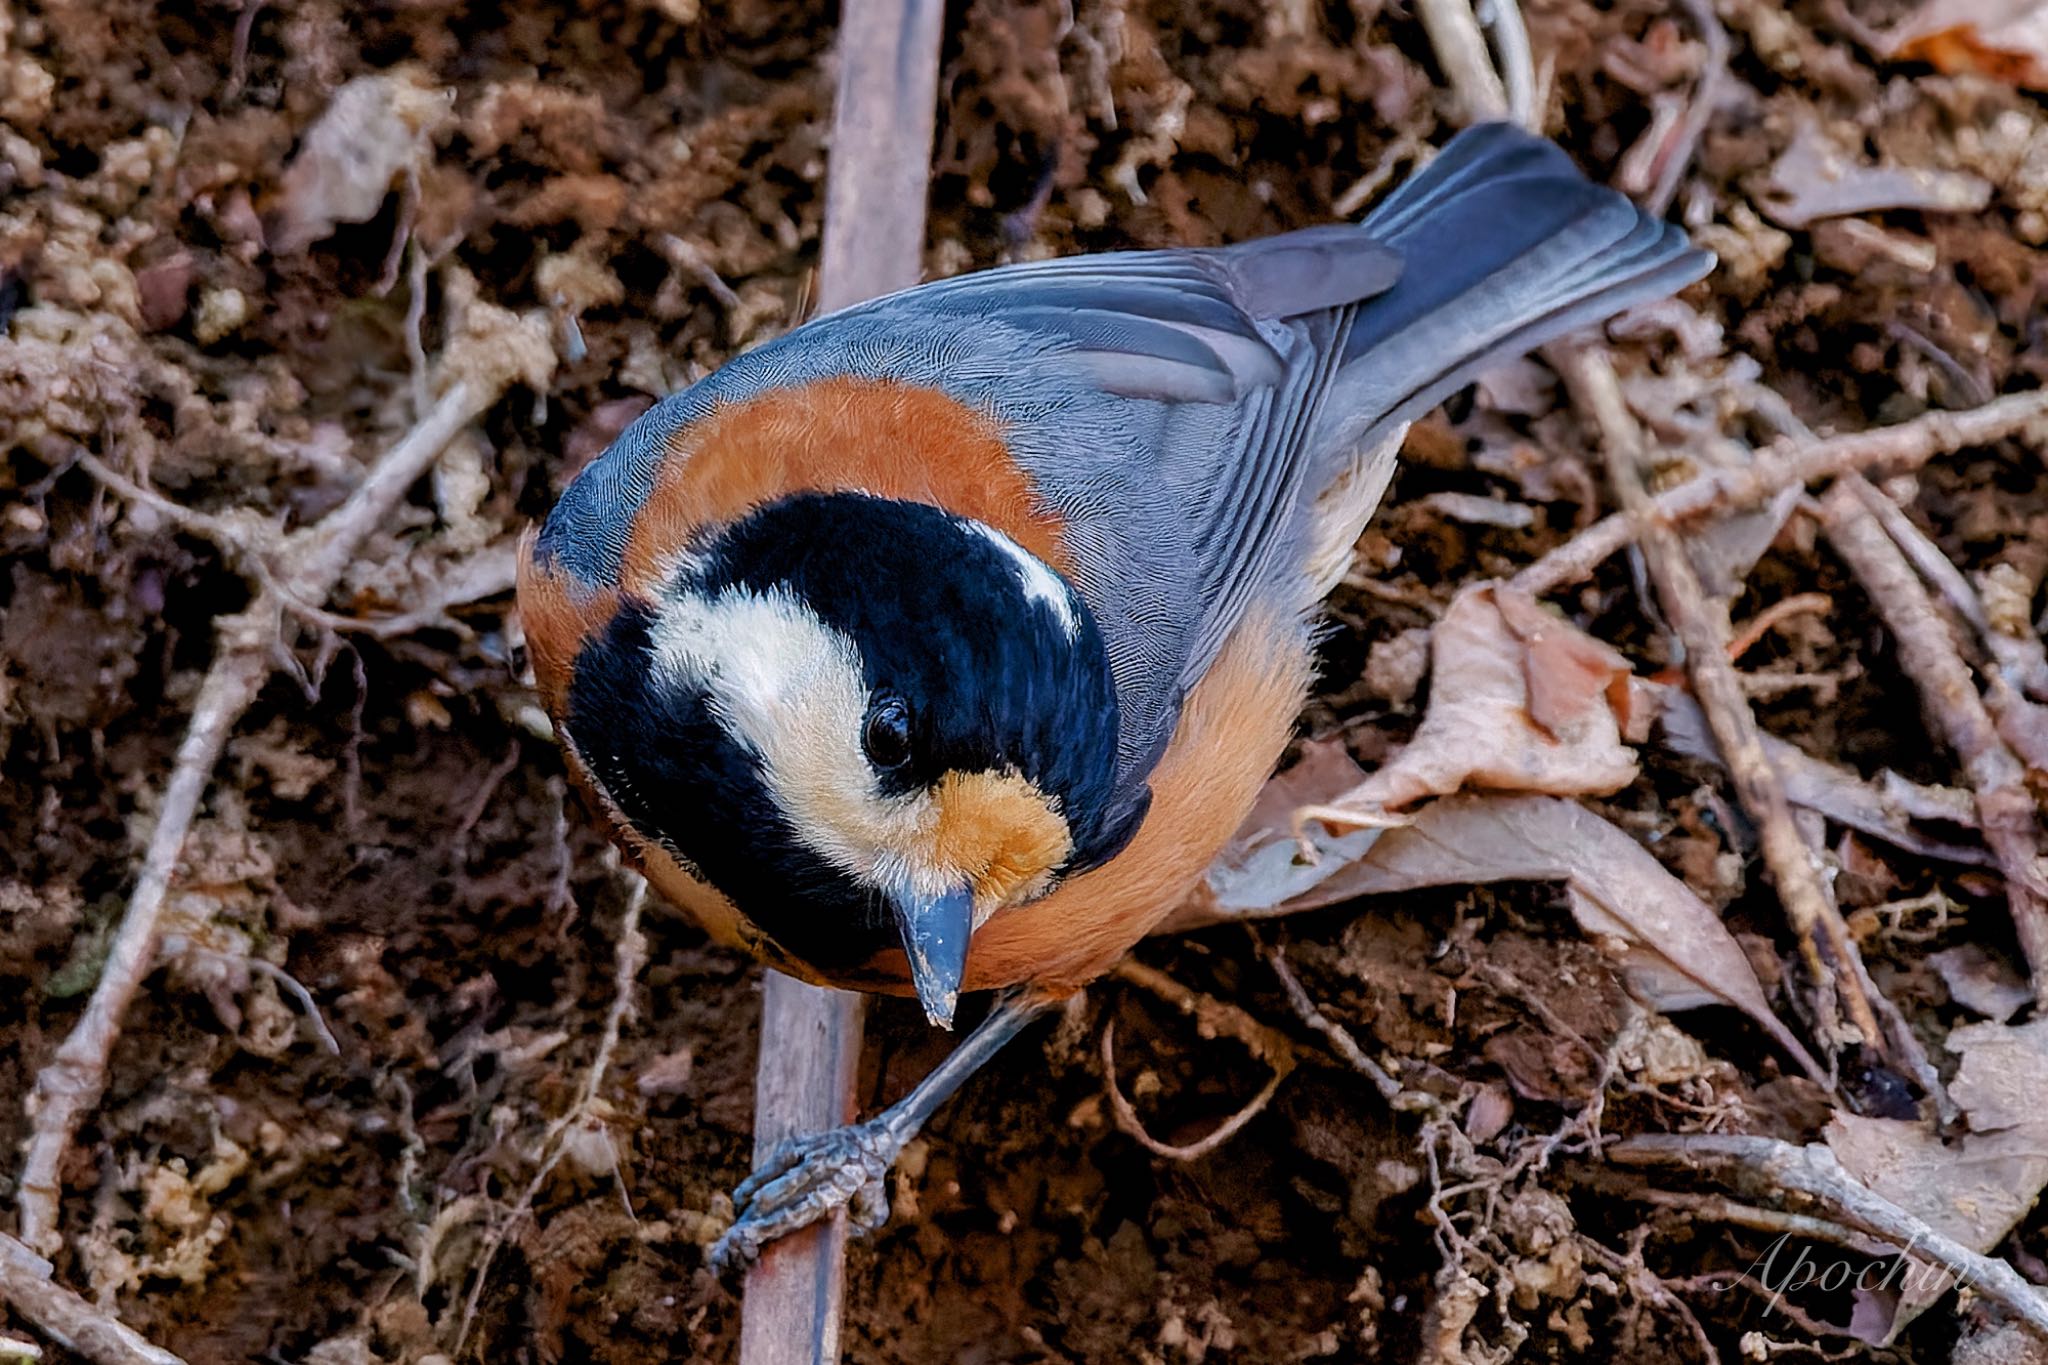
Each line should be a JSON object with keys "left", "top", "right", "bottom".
{"left": 515, "top": 525, "right": 621, "bottom": 718}
{"left": 961, "top": 607, "right": 1311, "bottom": 992}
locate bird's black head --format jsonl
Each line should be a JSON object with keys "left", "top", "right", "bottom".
{"left": 563, "top": 492, "right": 1143, "bottom": 1024}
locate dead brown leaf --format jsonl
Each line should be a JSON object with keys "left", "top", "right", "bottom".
{"left": 1308, "top": 584, "right": 1643, "bottom": 823}
{"left": 1182, "top": 786, "right": 1820, "bottom": 1081}
{"left": 1929, "top": 945, "right": 2034, "bottom": 1022}
{"left": 272, "top": 67, "right": 456, "bottom": 254}
{"left": 1824, "top": 1018, "right": 2048, "bottom": 1342}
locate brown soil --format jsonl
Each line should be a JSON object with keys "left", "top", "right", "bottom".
{"left": 4, "top": 0, "right": 2046, "bottom": 1360}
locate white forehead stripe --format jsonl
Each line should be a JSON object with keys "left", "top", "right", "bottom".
{"left": 646, "top": 584, "right": 863, "bottom": 754}
{"left": 967, "top": 523, "right": 1079, "bottom": 640}
{"left": 644, "top": 585, "right": 953, "bottom": 900}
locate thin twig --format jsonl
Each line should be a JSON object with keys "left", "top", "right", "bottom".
{"left": 1589, "top": 1240, "right": 1726, "bottom": 1365}
{"left": 0, "top": 1233, "right": 186, "bottom": 1365}
{"left": 1847, "top": 475, "right": 1990, "bottom": 634}
{"left": 454, "top": 740, "right": 526, "bottom": 840}
{"left": 15, "top": 643, "right": 270, "bottom": 1255}
{"left": 241, "top": 957, "right": 343, "bottom": 1055}
{"left": 1100, "top": 959, "right": 1299, "bottom": 1157}
{"left": 1477, "top": 0, "right": 1536, "bottom": 128}
{"left": 1551, "top": 343, "right": 1879, "bottom": 1053}
{"left": 1818, "top": 478, "right": 2048, "bottom": 1003}
{"left": 1415, "top": 0, "right": 1510, "bottom": 123}
{"left": 1573, "top": 1164, "right": 1887, "bottom": 1250}
{"left": 454, "top": 875, "right": 648, "bottom": 1352}
{"left": 1725, "top": 592, "right": 1833, "bottom": 663}
{"left": 73, "top": 451, "right": 279, "bottom": 568}
{"left": 1100, "top": 1016, "right": 1288, "bottom": 1160}
{"left": 1645, "top": 0, "right": 1729, "bottom": 216}
{"left": 1111, "top": 958, "right": 1297, "bottom": 1069}
{"left": 16, "top": 326, "right": 552, "bottom": 1256}
{"left": 1258, "top": 932, "right": 1413, "bottom": 1106}
{"left": 1609, "top": 1134, "right": 2048, "bottom": 1339}
{"left": 1514, "top": 389, "right": 2048, "bottom": 597}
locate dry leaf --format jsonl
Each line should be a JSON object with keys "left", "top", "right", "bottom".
{"left": 1884, "top": 0, "right": 2048, "bottom": 90}
{"left": 1929, "top": 945, "right": 2033, "bottom": 1022}
{"left": 1179, "top": 791, "right": 1819, "bottom": 1080}
{"left": 1948, "top": 1017, "right": 2048, "bottom": 1130}
{"left": 272, "top": 67, "right": 456, "bottom": 253}
{"left": 1657, "top": 688, "right": 1997, "bottom": 868}
{"left": 1202, "top": 739, "right": 1384, "bottom": 914}
{"left": 1825, "top": 1019, "right": 2048, "bottom": 1342}
{"left": 1312, "top": 584, "right": 1641, "bottom": 822}
{"left": 1758, "top": 118, "right": 1993, "bottom": 228}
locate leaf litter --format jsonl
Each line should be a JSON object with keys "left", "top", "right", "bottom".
{"left": 4, "top": 0, "right": 2048, "bottom": 1360}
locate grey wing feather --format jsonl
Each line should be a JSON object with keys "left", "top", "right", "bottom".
{"left": 548, "top": 124, "right": 1712, "bottom": 814}
{"left": 875, "top": 235, "right": 1412, "bottom": 786}
{"left": 934, "top": 125, "right": 1710, "bottom": 795}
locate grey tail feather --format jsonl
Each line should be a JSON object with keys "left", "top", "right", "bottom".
{"left": 1320, "top": 122, "right": 1714, "bottom": 452}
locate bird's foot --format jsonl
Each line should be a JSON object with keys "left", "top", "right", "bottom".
{"left": 709, "top": 1117, "right": 904, "bottom": 1273}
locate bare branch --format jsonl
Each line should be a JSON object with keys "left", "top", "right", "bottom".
{"left": 1550, "top": 342, "right": 1878, "bottom": 1053}
{"left": 1818, "top": 478, "right": 2048, "bottom": 1003}
{"left": 1515, "top": 389, "right": 2048, "bottom": 597}
{"left": 1609, "top": 1135, "right": 2048, "bottom": 1339}
{"left": 0, "top": 1233, "right": 187, "bottom": 1365}
{"left": 16, "top": 325, "right": 553, "bottom": 1256}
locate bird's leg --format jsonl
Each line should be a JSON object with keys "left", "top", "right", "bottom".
{"left": 710, "top": 987, "right": 1059, "bottom": 1271}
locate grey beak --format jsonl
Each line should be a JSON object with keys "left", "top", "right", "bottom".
{"left": 888, "top": 885, "right": 975, "bottom": 1029}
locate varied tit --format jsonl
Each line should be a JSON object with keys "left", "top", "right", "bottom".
{"left": 517, "top": 123, "right": 1712, "bottom": 1265}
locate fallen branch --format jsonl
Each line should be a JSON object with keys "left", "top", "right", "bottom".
{"left": 15, "top": 296, "right": 555, "bottom": 1257}
{"left": 1817, "top": 477, "right": 2048, "bottom": 1004}
{"left": 1515, "top": 389, "right": 2048, "bottom": 597}
{"left": 736, "top": 2, "right": 946, "bottom": 1363}
{"left": 0, "top": 1233, "right": 186, "bottom": 1365}
{"left": 1551, "top": 343, "right": 1879, "bottom": 1052}
{"left": 1608, "top": 1134, "right": 2048, "bottom": 1339}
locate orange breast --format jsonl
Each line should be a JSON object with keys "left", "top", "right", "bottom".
{"left": 961, "top": 606, "right": 1312, "bottom": 992}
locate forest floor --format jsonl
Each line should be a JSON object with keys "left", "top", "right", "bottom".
{"left": 4, "top": 0, "right": 2048, "bottom": 1360}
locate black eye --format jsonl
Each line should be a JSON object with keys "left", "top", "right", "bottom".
{"left": 862, "top": 694, "right": 913, "bottom": 769}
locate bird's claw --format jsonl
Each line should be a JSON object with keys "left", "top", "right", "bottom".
{"left": 709, "top": 1118, "right": 903, "bottom": 1273}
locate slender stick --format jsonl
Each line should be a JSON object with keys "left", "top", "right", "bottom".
{"left": 1550, "top": 344, "right": 1880, "bottom": 1052}
{"left": 0, "top": 1233, "right": 186, "bottom": 1365}
{"left": 1514, "top": 389, "right": 2048, "bottom": 597}
{"left": 1414, "top": 0, "right": 1510, "bottom": 123}
{"left": 14, "top": 362, "right": 539, "bottom": 1256}
{"left": 1818, "top": 478, "right": 2048, "bottom": 1003}
{"left": 736, "top": 1, "right": 946, "bottom": 1362}
{"left": 1609, "top": 1135, "right": 2048, "bottom": 1339}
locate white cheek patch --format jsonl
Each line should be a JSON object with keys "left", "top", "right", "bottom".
{"left": 646, "top": 585, "right": 952, "bottom": 898}
{"left": 966, "top": 522, "right": 1079, "bottom": 641}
